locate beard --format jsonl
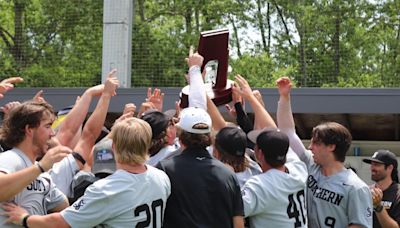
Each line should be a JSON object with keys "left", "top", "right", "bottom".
{"left": 32, "top": 132, "right": 49, "bottom": 157}
{"left": 371, "top": 172, "right": 386, "bottom": 182}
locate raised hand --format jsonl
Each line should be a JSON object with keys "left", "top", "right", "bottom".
{"left": 137, "top": 101, "right": 156, "bottom": 118}
{"left": 0, "top": 101, "right": 21, "bottom": 116}
{"left": 185, "top": 46, "right": 204, "bottom": 69}
{"left": 1, "top": 77, "right": 23, "bottom": 85}
{"left": 122, "top": 103, "right": 136, "bottom": 117}
{"left": 146, "top": 88, "right": 164, "bottom": 111}
{"left": 33, "top": 90, "right": 46, "bottom": 103}
{"left": 276, "top": 76, "right": 292, "bottom": 98}
{"left": 252, "top": 90, "right": 265, "bottom": 107}
{"left": 39, "top": 145, "right": 72, "bottom": 171}
{"left": 103, "top": 69, "right": 119, "bottom": 97}
{"left": 0, "top": 77, "right": 23, "bottom": 99}
{"left": 232, "top": 75, "right": 253, "bottom": 101}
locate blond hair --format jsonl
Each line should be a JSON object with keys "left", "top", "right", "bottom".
{"left": 110, "top": 117, "right": 152, "bottom": 164}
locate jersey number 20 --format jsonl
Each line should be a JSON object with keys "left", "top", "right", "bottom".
{"left": 134, "top": 199, "right": 164, "bottom": 228}
{"left": 287, "top": 190, "right": 306, "bottom": 227}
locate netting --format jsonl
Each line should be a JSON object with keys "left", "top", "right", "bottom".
{"left": 0, "top": 0, "right": 399, "bottom": 88}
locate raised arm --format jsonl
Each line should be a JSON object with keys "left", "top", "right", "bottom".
{"left": 186, "top": 46, "right": 206, "bottom": 109}
{"left": 73, "top": 70, "right": 119, "bottom": 168}
{"left": 55, "top": 84, "right": 104, "bottom": 149}
{"left": 276, "top": 77, "right": 307, "bottom": 157}
{"left": 234, "top": 75, "right": 276, "bottom": 129}
{"left": 206, "top": 96, "right": 226, "bottom": 131}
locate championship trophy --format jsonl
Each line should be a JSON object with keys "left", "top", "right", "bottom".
{"left": 180, "top": 28, "right": 233, "bottom": 108}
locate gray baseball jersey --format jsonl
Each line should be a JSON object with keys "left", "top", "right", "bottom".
{"left": 0, "top": 148, "right": 67, "bottom": 228}
{"left": 49, "top": 154, "right": 80, "bottom": 197}
{"left": 286, "top": 130, "right": 373, "bottom": 228}
{"left": 61, "top": 166, "right": 171, "bottom": 228}
{"left": 241, "top": 149, "right": 308, "bottom": 228}
{"left": 236, "top": 155, "right": 262, "bottom": 188}
{"left": 302, "top": 149, "right": 373, "bottom": 228}
{"left": 146, "top": 138, "right": 180, "bottom": 166}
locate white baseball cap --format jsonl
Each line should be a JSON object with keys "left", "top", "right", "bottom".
{"left": 177, "top": 107, "right": 212, "bottom": 134}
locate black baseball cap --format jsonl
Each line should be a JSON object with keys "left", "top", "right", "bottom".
{"left": 141, "top": 109, "right": 173, "bottom": 139}
{"left": 215, "top": 127, "right": 247, "bottom": 157}
{"left": 247, "top": 128, "right": 289, "bottom": 164}
{"left": 363, "top": 149, "right": 398, "bottom": 168}
{"left": 92, "top": 138, "right": 116, "bottom": 177}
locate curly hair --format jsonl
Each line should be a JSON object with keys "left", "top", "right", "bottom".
{"left": 0, "top": 100, "right": 55, "bottom": 148}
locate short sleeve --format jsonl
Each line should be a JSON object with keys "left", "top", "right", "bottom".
{"left": 348, "top": 185, "right": 373, "bottom": 227}
{"left": 241, "top": 178, "right": 267, "bottom": 217}
{"left": 49, "top": 154, "right": 80, "bottom": 197}
{"left": 44, "top": 174, "right": 68, "bottom": 211}
{"left": 61, "top": 184, "right": 111, "bottom": 228}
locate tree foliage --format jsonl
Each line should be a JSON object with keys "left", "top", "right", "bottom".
{"left": 0, "top": 0, "right": 399, "bottom": 88}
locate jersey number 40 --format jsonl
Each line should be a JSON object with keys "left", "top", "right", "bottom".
{"left": 287, "top": 190, "right": 306, "bottom": 227}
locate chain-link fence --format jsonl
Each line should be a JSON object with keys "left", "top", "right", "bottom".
{"left": 0, "top": 0, "right": 399, "bottom": 88}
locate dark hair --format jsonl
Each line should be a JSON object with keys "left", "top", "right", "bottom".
{"left": 385, "top": 164, "right": 399, "bottom": 183}
{"left": 312, "top": 122, "right": 352, "bottom": 162}
{"left": 178, "top": 130, "right": 211, "bottom": 148}
{"left": 215, "top": 143, "right": 248, "bottom": 172}
{"left": 0, "top": 100, "right": 55, "bottom": 147}
{"left": 149, "top": 130, "right": 167, "bottom": 156}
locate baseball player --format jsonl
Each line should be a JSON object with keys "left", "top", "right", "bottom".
{"left": 0, "top": 101, "right": 72, "bottom": 228}
{"left": 276, "top": 77, "right": 372, "bottom": 228}
{"left": 213, "top": 126, "right": 262, "bottom": 187}
{"left": 3, "top": 117, "right": 171, "bottom": 228}
{"left": 242, "top": 128, "right": 308, "bottom": 228}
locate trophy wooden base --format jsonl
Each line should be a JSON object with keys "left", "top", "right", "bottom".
{"left": 179, "top": 79, "right": 233, "bottom": 109}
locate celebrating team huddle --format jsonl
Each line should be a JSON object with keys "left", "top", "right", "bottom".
{"left": 0, "top": 49, "right": 398, "bottom": 228}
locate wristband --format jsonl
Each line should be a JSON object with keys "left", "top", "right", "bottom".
{"left": 36, "top": 162, "right": 45, "bottom": 173}
{"left": 72, "top": 152, "right": 86, "bottom": 165}
{"left": 22, "top": 214, "right": 30, "bottom": 228}
{"left": 374, "top": 204, "right": 384, "bottom": 213}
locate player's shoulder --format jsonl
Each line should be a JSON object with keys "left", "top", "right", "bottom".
{"left": 146, "top": 165, "right": 169, "bottom": 179}
{"left": 0, "top": 148, "right": 20, "bottom": 159}
{"left": 343, "top": 169, "right": 369, "bottom": 189}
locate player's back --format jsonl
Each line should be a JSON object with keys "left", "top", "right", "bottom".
{"left": 157, "top": 147, "right": 243, "bottom": 228}
{"left": 61, "top": 166, "right": 171, "bottom": 228}
{"left": 242, "top": 155, "right": 308, "bottom": 228}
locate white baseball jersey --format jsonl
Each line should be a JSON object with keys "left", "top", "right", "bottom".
{"left": 61, "top": 166, "right": 171, "bottom": 228}
{"left": 0, "top": 148, "right": 66, "bottom": 228}
{"left": 241, "top": 149, "right": 308, "bottom": 228}
{"left": 285, "top": 129, "right": 373, "bottom": 228}
{"left": 49, "top": 153, "right": 80, "bottom": 197}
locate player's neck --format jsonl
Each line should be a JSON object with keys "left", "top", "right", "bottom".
{"left": 16, "top": 140, "right": 38, "bottom": 163}
{"left": 375, "top": 177, "right": 393, "bottom": 191}
{"left": 321, "top": 161, "right": 345, "bottom": 176}
{"left": 117, "top": 162, "right": 147, "bottom": 174}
